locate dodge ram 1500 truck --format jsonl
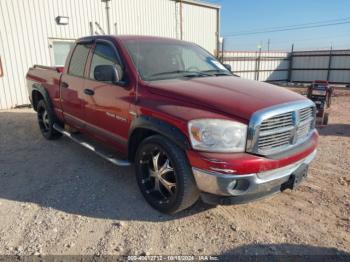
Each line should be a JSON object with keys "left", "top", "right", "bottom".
{"left": 26, "top": 35, "right": 318, "bottom": 214}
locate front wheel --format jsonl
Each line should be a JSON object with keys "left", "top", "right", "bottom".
{"left": 37, "top": 100, "right": 62, "bottom": 140}
{"left": 135, "top": 135, "right": 199, "bottom": 214}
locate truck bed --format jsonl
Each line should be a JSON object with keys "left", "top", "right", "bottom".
{"left": 26, "top": 65, "right": 64, "bottom": 117}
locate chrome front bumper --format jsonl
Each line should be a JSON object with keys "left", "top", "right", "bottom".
{"left": 192, "top": 150, "right": 317, "bottom": 202}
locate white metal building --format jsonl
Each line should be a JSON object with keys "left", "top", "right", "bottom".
{"left": 0, "top": 0, "right": 220, "bottom": 109}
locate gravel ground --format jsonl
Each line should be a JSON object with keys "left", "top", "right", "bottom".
{"left": 0, "top": 91, "right": 349, "bottom": 258}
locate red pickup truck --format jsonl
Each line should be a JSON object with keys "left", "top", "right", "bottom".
{"left": 26, "top": 35, "right": 318, "bottom": 214}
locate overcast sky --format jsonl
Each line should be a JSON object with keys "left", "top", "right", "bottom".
{"left": 207, "top": 0, "right": 350, "bottom": 51}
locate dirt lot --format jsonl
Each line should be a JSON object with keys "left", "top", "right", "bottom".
{"left": 0, "top": 90, "right": 349, "bottom": 258}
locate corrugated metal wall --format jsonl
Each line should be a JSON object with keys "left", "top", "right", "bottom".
{"left": 111, "top": 0, "right": 178, "bottom": 38}
{"left": 182, "top": 3, "right": 218, "bottom": 54}
{"left": 223, "top": 49, "right": 350, "bottom": 84}
{"left": 223, "top": 51, "right": 289, "bottom": 81}
{"left": 0, "top": 0, "right": 107, "bottom": 109}
{"left": 291, "top": 50, "right": 350, "bottom": 83}
{"left": 0, "top": 0, "right": 219, "bottom": 109}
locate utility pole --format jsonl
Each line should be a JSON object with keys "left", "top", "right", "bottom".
{"left": 102, "top": 0, "right": 111, "bottom": 34}
{"left": 179, "top": 0, "right": 183, "bottom": 40}
{"left": 288, "top": 44, "right": 294, "bottom": 83}
{"left": 256, "top": 43, "right": 262, "bottom": 81}
{"left": 327, "top": 45, "right": 333, "bottom": 81}
{"left": 219, "top": 37, "right": 224, "bottom": 63}
{"left": 267, "top": 39, "right": 270, "bottom": 52}
{"left": 89, "top": 22, "right": 94, "bottom": 35}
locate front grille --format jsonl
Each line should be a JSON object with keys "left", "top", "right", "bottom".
{"left": 259, "top": 112, "right": 293, "bottom": 132}
{"left": 299, "top": 107, "right": 313, "bottom": 122}
{"left": 258, "top": 111, "right": 295, "bottom": 153}
{"left": 296, "top": 122, "right": 311, "bottom": 140}
{"left": 295, "top": 107, "right": 313, "bottom": 141}
{"left": 247, "top": 101, "right": 316, "bottom": 156}
{"left": 258, "top": 130, "right": 293, "bottom": 152}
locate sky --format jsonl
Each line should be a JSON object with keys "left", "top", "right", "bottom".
{"left": 206, "top": 0, "right": 350, "bottom": 51}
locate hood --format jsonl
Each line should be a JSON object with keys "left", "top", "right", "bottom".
{"left": 146, "top": 76, "right": 306, "bottom": 120}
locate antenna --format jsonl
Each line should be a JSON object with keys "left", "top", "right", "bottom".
{"left": 135, "top": 13, "right": 141, "bottom": 103}
{"left": 95, "top": 22, "right": 105, "bottom": 34}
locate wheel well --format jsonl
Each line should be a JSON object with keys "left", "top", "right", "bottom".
{"left": 32, "top": 90, "right": 44, "bottom": 111}
{"left": 128, "top": 128, "right": 158, "bottom": 162}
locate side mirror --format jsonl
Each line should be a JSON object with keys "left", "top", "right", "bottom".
{"left": 223, "top": 64, "right": 232, "bottom": 71}
{"left": 94, "top": 64, "right": 124, "bottom": 83}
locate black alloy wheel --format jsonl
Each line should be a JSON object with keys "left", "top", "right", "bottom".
{"left": 135, "top": 135, "right": 199, "bottom": 214}
{"left": 36, "top": 100, "right": 62, "bottom": 140}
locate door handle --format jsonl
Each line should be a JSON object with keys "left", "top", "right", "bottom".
{"left": 84, "top": 88, "right": 95, "bottom": 96}
{"left": 61, "top": 82, "right": 69, "bottom": 88}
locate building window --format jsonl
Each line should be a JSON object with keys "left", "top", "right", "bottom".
{"left": 50, "top": 40, "right": 74, "bottom": 66}
{"left": 0, "top": 56, "right": 3, "bottom": 77}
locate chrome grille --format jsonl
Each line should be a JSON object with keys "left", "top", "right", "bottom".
{"left": 299, "top": 107, "right": 313, "bottom": 123}
{"left": 247, "top": 100, "right": 316, "bottom": 156}
{"left": 296, "top": 123, "right": 311, "bottom": 140}
{"left": 296, "top": 107, "right": 313, "bottom": 141}
{"left": 259, "top": 112, "right": 293, "bottom": 132}
{"left": 258, "top": 130, "right": 292, "bottom": 151}
{"left": 258, "top": 112, "right": 294, "bottom": 152}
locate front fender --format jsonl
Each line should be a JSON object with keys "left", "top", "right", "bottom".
{"left": 128, "top": 115, "right": 191, "bottom": 160}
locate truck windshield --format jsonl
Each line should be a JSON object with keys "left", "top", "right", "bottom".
{"left": 123, "top": 40, "right": 231, "bottom": 81}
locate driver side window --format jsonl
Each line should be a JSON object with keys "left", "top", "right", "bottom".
{"left": 90, "top": 42, "right": 122, "bottom": 81}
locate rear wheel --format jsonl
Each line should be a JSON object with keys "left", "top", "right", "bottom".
{"left": 135, "top": 135, "right": 199, "bottom": 214}
{"left": 37, "top": 100, "right": 62, "bottom": 140}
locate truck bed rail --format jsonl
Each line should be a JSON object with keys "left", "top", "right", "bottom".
{"left": 33, "top": 65, "right": 62, "bottom": 72}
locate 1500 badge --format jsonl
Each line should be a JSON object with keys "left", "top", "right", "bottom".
{"left": 106, "top": 112, "right": 127, "bottom": 122}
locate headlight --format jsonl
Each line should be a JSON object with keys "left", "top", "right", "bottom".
{"left": 188, "top": 119, "right": 247, "bottom": 152}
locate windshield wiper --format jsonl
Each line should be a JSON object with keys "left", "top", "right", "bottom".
{"left": 149, "top": 70, "right": 211, "bottom": 79}
{"left": 182, "top": 71, "right": 212, "bottom": 78}
{"left": 201, "top": 69, "right": 232, "bottom": 76}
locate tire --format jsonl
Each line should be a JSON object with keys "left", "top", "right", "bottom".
{"left": 135, "top": 135, "right": 199, "bottom": 214}
{"left": 36, "top": 100, "right": 62, "bottom": 140}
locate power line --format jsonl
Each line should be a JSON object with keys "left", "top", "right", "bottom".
{"left": 263, "top": 34, "right": 350, "bottom": 45}
{"left": 225, "top": 17, "right": 350, "bottom": 35}
{"left": 225, "top": 21, "right": 350, "bottom": 37}
{"left": 224, "top": 19, "right": 350, "bottom": 37}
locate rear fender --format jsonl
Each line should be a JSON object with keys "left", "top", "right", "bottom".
{"left": 31, "top": 84, "right": 60, "bottom": 124}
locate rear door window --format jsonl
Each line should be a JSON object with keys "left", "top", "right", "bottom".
{"left": 68, "top": 44, "right": 91, "bottom": 77}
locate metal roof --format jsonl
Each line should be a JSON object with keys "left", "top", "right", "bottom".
{"left": 180, "top": 0, "right": 221, "bottom": 9}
